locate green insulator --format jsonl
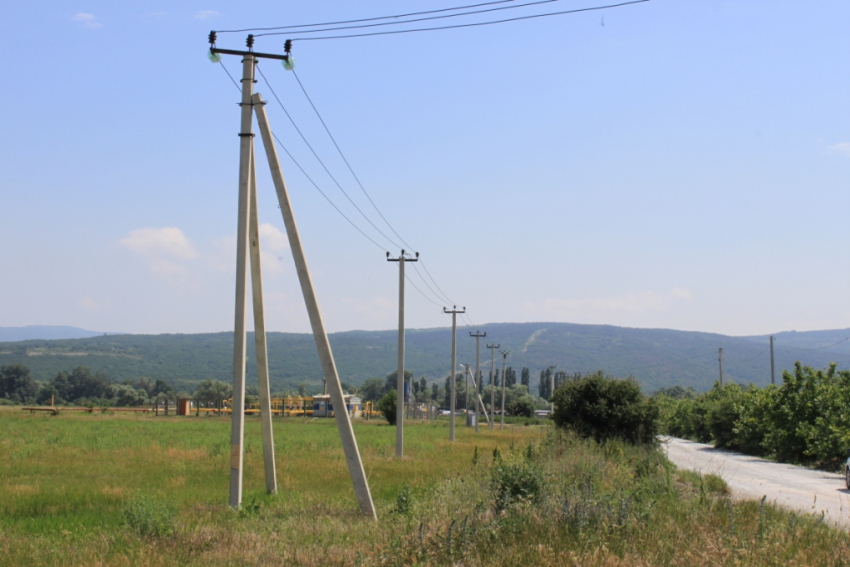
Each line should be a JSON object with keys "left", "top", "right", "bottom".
{"left": 208, "top": 49, "right": 222, "bottom": 63}
{"left": 283, "top": 56, "right": 295, "bottom": 71}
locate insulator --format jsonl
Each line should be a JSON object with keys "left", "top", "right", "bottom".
{"left": 282, "top": 56, "right": 295, "bottom": 71}
{"left": 284, "top": 39, "right": 292, "bottom": 53}
{"left": 208, "top": 49, "right": 222, "bottom": 63}
{"left": 246, "top": 34, "right": 254, "bottom": 49}
{"left": 208, "top": 30, "right": 217, "bottom": 46}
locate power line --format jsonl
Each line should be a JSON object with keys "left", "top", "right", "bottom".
{"left": 257, "top": 0, "right": 570, "bottom": 37}
{"left": 290, "top": 69, "right": 414, "bottom": 250}
{"left": 256, "top": 64, "right": 404, "bottom": 250}
{"left": 259, "top": 0, "right": 650, "bottom": 41}
{"left": 218, "top": 61, "right": 389, "bottom": 251}
{"left": 776, "top": 337, "right": 850, "bottom": 352}
{"left": 216, "top": 0, "right": 519, "bottom": 33}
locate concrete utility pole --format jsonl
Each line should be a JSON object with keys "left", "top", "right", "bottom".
{"left": 443, "top": 306, "right": 465, "bottom": 442}
{"left": 718, "top": 348, "right": 724, "bottom": 386}
{"left": 770, "top": 335, "right": 775, "bottom": 385}
{"left": 500, "top": 350, "right": 510, "bottom": 429}
{"left": 547, "top": 365, "right": 558, "bottom": 412}
{"left": 470, "top": 331, "right": 486, "bottom": 433}
{"left": 248, "top": 153, "right": 276, "bottom": 495}
{"left": 388, "top": 250, "right": 418, "bottom": 458}
{"left": 486, "top": 343, "right": 500, "bottom": 430}
{"left": 254, "top": 92, "right": 376, "bottom": 519}
{"left": 229, "top": 52, "right": 255, "bottom": 511}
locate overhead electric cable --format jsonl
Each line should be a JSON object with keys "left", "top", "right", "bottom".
{"left": 217, "top": 61, "right": 389, "bottom": 251}
{"left": 255, "top": 0, "right": 650, "bottom": 41}
{"left": 258, "top": 0, "right": 572, "bottom": 37}
{"left": 215, "top": 0, "right": 518, "bottom": 33}
{"left": 256, "top": 64, "right": 404, "bottom": 250}
{"left": 776, "top": 337, "right": 850, "bottom": 351}
{"left": 405, "top": 274, "right": 444, "bottom": 308}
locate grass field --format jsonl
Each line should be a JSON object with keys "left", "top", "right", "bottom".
{"left": 2, "top": 407, "right": 850, "bottom": 566}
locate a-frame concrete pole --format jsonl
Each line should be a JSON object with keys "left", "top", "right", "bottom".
{"left": 229, "top": 53, "right": 255, "bottom": 511}
{"left": 253, "top": 93, "right": 376, "bottom": 519}
{"left": 248, "top": 153, "right": 277, "bottom": 494}
{"left": 470, "top": 331, "right": 486, "bottom": 433}
{"left": 465, "top": 364, "right": 492, "bottom": 429}
{"left": 486, "top": 343, "right": 499, "bottom": 430}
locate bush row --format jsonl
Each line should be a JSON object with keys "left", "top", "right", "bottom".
{"left": 656, "top": 362, "right": 850, "bottom": 469}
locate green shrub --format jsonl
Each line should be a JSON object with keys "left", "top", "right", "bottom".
{"left": 377, "top": 389, "right": 397, "bottom": 426}
{"left": 551, "top": 372, "right": 658, "bottom": 444}
{"left": 122, "top": 494, "right": 175, "bottom": 538}
{"left": 491, "top": 457, "right": 544, "bottom": 511}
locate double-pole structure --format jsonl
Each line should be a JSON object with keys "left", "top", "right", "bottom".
{"left": 212, "top": 36, "right": 376, "bottom": 519}
{"left": 486, "top": 343, "right": 500, "bottom": 430}
{"left": 470, "top": 331, "right": 487, "bottom": 433}
{"left": 499, "top": 350, "right": 510, "bottom": 429}
{"left": 388, "top": 250, "right": 418, "bottom": 458}
{"left": 443, "top": 306, "right": 465, "bottom": 442}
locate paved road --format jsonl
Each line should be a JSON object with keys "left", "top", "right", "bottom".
{"left": 662, "top": 436, "right": 850, "bottom": 528}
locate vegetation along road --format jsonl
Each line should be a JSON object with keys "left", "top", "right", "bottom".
{"left": 663, "top": 436, "right": 850, "bottom": 527}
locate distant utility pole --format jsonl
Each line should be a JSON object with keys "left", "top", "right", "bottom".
{"left": 547, "top": 365, "right": 557, "bottom": 412}
{"left": 718, "top": 348, "right": 724, "bottom": 386}
{"left": 464, "top": 364, "right": 493, "bottom": 429}
{"left": 770, "top": 335, "right": 775, "bottom": 385}
{"left": 443, "top": 306, "right": 465, "bottom": 442}
{"left": 486, "top": 343, "right": 500, "bottom": 430}
{"left": 388, "top": 250, "right": 418, "bottom": 459}
{"left": 500, "top": 350, "right": 510, "bottom": 429}
{"left": 470, "top": 331, "right": 487, "bottom": 433}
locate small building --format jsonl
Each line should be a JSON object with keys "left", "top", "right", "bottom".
{"left": 312, "top": 394, "right": 363, "bottom": 418}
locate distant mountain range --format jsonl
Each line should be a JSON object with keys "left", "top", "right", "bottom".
{"left": 0, "top": 326, "right": 110, "bottom": 342}
{"left": 1, "top": 323, "right": 849, "bottom": 395}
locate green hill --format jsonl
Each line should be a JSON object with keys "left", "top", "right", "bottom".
{"left": 2, "top": 322, "right": 849, "bottom": 394}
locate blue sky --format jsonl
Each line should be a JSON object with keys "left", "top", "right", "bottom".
{"left": 1, "top": 1, "right": 848, "bottom": 336}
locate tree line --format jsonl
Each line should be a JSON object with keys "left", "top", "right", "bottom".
{"left": 655, "top": 362, "right": 850, "bottom": 469}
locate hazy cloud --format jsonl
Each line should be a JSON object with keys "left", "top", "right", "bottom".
{"left": 70, "top": 13, "right": 101, "bottom": 28}
{"left": 77, "top": 297, "right": 99, "bottom": 310}
{"left": 121, "top": 227, "right": 198, "bottom": 289}
{"left": 830, "top": 142, "right": 850, "bottom": 157}
{"left": 194, "top": 10, "right": 220, "bottom": 19}
{"left": 523, "top": 288, "right": 693, "bottom": 320}
{"left": 121, "top": 227, "right": 196, "bottom": 260}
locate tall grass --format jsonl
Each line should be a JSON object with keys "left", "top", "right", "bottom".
{"left": 2, "top": 408, "right": 850, "bottom": 566}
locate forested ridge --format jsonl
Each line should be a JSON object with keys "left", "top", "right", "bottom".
{"left": 1, "top": 323, "right": 848, "bottom": 394}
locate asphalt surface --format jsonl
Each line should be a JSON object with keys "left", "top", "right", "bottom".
{"left": 662, "top": 436, "right": 850, "bottom": 528}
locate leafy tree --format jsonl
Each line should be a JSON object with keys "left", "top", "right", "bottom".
{"left": 358, "top": 377, "right": 386, "bottom": 402}
{"left": 505, "top": 367, "right": 517, "bottom": 387}
{"left": 377, "top": 389, "right": 398, "bottom": 426}
{"left": 552, "top": 371, "right": 659, "bottom": 445}
{"left": 340, "top": 381, "right": 356, "bottom": 394}
{"left": 194, "top": 380, "right": 232, "bottom": 407}
{"left": 0, "top": 364, "right": 39, "bottom": 403}
{"left": 49, "top": 366, "right": 111, "bottom": 402}
{"left": 655, "top": 385, "right": 698, "bottom": 399}
{"left": 520, "top": 367, "right": 530, "bottom": 388}
{"left": 385, "top": 370, "right": 413, "bottom": 396}
{"left": 419, "top": 376, "right": 427, "bottom": 395}
{"left": 507, "top": 394, "right": 536, "bottom": 418}
{"left": 109, "top": 384, "right": 148, "bottom": 407}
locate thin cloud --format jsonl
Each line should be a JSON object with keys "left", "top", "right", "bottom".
{"left": 77, "top": 297, "right": 99, "bottom": 310}
{"left": 829, "top": 142, "right": 850, "bottom": 157}
{"left": 121, "top": 227, "right": 196, "bottom": 260}
{"left": 523, "top": 288, "right": 693, "bottom": 319}
{"left": 70, "top": 13, "right": 101, "bottom": 28}
{"left": 194, "top": 10, "right": 220, "bottom": 20}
